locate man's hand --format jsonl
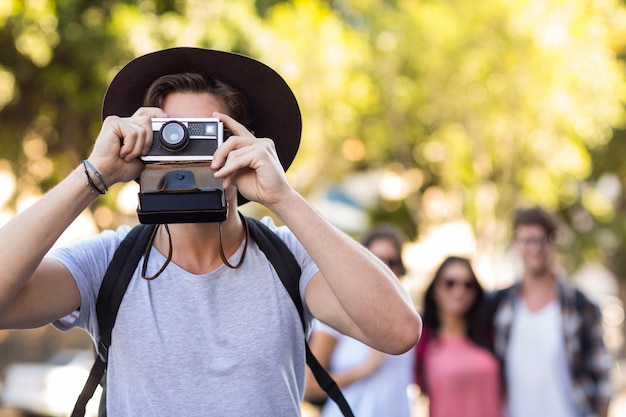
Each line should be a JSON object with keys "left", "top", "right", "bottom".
{"left": 211, "top": 111, "right": 293, "bottom": 207}
{"left": 87, "top": 107, "right": 167, "bottom": 186}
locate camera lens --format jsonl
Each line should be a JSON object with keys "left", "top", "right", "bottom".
{"left": 159, "top": 121, "right": 189, "bottom": 151}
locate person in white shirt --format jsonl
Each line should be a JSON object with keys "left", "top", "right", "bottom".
{"left": 491, "top": 206, "right": 613, "bottom": 417}
{"left": 304, "top": 225, "right": 415, "bottom": 417}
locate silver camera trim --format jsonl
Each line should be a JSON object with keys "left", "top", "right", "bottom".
{"left": 142, "top": 117, "right": 225, "bottom": 162}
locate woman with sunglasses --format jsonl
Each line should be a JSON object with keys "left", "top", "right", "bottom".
{"left": 305, "top": 225, "right": 415, "bottom": 417}
{"left": 414, "top": 256, "right": 504, "bottom": 417}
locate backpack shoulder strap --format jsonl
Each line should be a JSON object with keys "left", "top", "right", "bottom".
{"left": 71, "top": 223, "right": 155, "bottom": 417}
{"left": 246, "top": 217, "right": 304, "bottom": 323}
{"left": 246, "top": 216, "right": 355, "bottom": 417}
{"left": 96, "top": 223, "right": 156, "bottom": 356}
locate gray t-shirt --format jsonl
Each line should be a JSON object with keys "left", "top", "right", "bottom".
{"left": 50, "top": 217, "right": 318, "bottom": 416}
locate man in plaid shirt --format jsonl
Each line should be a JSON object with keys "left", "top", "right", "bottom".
{"left": 492, "top": 206, "right": 614, "bottom": 417}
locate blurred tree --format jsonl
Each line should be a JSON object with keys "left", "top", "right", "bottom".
{"left": 0, "top": 0, "right": 147, "bottom": 217}
{"left": 317, "top": 0, "right": 626, "bottom": 267}
{"left": 578, "top": 126, "right": 626, "bottom": 279}
{"left": 1, "top": 0, "right": 626, "bottom": 283}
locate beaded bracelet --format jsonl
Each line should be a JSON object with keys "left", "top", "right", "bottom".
{"left": 82, "top": 160, "right": 108, "bottom": 194}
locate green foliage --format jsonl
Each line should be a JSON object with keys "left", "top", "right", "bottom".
{"left": 1, "top": 0, "right": 626, "bottom": 278}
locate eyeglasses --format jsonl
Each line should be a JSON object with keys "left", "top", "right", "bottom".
{"left": 440, "top": 278, "right": 475, "bottom": 290}
{"left": 515, "top": 236, "right": 550, "bottom": 247}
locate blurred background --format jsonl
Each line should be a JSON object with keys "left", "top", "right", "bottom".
{"left": 2, "top": 0, "right": 626, "bottom": 415}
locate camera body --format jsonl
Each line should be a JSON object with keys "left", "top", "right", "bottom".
{"left": 137, "top": 118, "right": 230, "bottom": 224}
{"left": 142, "top": 118, "right": 229, "bottom": 162}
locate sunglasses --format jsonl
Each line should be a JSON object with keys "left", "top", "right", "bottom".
{"left": 379, "top": 257, "right": 403, "bottom": 269}
{"left": 440, "top": 278, "right": 475, "bottom": 290}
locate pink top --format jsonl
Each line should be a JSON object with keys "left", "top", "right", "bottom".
{"left": 424, "top": 336, "right": 504, "bottom": 417}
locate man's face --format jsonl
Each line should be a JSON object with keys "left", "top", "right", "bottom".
{"left": 513, "top": 224, "right": 555, "bottom": 277}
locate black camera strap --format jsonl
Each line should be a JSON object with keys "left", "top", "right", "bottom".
{"left": 72, "top": 216, "right": 354, "bottom": 417}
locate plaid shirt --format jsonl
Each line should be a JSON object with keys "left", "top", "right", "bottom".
{"left": 492, "top": 280, "right": 614, "bottom": 417}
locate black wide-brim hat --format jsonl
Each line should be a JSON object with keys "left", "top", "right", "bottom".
{"left": 102, "top": 47, "right": 302, "bottom": 205}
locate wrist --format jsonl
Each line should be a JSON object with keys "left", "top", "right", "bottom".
{"left": 84, "top": 160, "right": 109, "bottom": 194}
{"left": 266, "top": 187, "right": 302, "bottom": 217}
{"left": 71, "top": 166, "right": 99, "bottom": 198}
{"left": 74, "top": 160, "right": 108, "bottom": 195}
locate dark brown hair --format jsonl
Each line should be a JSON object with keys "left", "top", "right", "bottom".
{"left": 422, "top": 256, "right": 489, "bottom": 347}
{"left": 513, "top": 206, "right": 558, "bottom": 240}
{"left": 143, "top": 73, "right": 253, "bottom": 130}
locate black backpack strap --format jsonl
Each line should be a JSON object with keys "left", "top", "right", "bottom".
{"left": 71, "top": 356, "right": 106, "bottom": 417}
{"left": 95, "top": 224, "right": 156, "bottom": 356}
{"left": 246, "top": 217, "right": 355, "bottom": 417}
{"left": 71, "top": 223, "right": 155, "bottom": 417}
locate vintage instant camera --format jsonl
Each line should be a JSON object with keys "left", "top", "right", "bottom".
{"left": 137, "top": 118, "right": 230, "bottom": 224}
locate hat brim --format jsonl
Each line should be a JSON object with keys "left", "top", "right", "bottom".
{"left": 102, "top": 47, "right": 302, "bottom": 206}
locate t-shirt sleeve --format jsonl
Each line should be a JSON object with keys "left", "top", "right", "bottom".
{"left": 47, "top": 226, "right": 131, "bottom": 340}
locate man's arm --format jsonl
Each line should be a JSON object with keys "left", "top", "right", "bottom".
{"left": 0, "top": 110, "right": 161, "bottom": 329}
{"left": 0, "top": 173, "right": 95, "bottom": 328}
{"left": 275, "top": 191, "right": 421, "bottom": 354}
{"left": 212, "top": 112, "right": 422, "bottom": 355}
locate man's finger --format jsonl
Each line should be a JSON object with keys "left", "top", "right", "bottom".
{"left": 214, "top": 112, "right": 254, "bottom": 138}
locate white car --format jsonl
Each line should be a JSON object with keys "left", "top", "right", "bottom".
{"left": 0, "top": 349, "right": 102, "bottom": 417}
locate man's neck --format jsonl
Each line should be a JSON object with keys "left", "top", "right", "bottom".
{"left": 153, "top": 214, "right": 246, "bottom": 274}
{"left": 520, "top": 272, "right": 558, "bottom": 311}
